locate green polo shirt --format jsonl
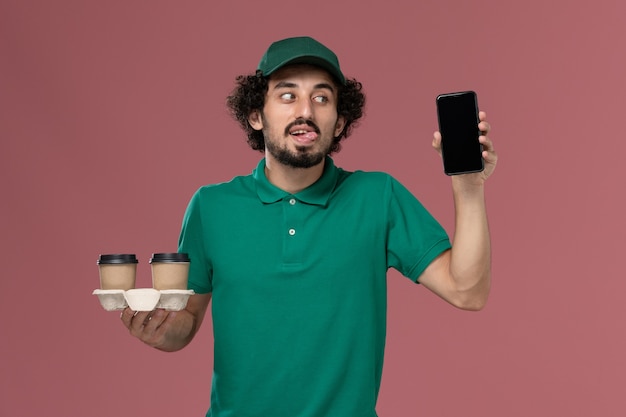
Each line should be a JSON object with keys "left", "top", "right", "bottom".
{"left": 178, "top": 157, "right": 451, "bottom": 417}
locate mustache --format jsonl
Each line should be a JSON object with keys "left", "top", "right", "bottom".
{"left": 284, "top": 118, "right": 321, "bottom": 136}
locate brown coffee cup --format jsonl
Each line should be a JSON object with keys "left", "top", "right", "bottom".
{"left": 97, "top": 254, "right": 138, "bottom": 290}
{"left": 150, "top": 253, "right": 190, "bottom": 290}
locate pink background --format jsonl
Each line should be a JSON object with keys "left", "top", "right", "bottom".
{"left": 1, "top": 1, "right": 625, "bottom": 416}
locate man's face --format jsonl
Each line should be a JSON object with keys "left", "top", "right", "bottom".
{"left": 248, "top": 64, "right": 346, "bottom": 168}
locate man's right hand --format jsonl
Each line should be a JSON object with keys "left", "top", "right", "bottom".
{"left": 120, "top": 293, "right": 211, "bottom": 352}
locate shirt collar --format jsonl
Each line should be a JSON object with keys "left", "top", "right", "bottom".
{"left": 253, "top": 156, "right": 339, "bottom": 206}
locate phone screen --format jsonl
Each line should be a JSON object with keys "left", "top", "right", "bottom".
{"left": 436, "top": 91, "right": 483, "bottom": 175}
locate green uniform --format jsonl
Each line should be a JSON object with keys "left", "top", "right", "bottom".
{"left": 178, "top": 157, "right": 451, "bottom": 417}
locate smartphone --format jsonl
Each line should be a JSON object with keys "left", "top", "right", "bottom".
{"left": 436, "top": 91, "right": 484, "bottom": 175}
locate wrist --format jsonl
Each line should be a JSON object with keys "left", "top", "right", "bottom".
{"left": 451, "top": 175, "right": 485, "bottom": 196}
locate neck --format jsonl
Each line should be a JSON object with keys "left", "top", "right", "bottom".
{"left": 264, "top": 156, "right": 326, "bottom": 194}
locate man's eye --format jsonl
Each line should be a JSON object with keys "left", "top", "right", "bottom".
{"left": 313, "top": 95, "right": 328, "bottom": 103}
{"left": 280, "top": 93, "right": 295, "bottom": 100}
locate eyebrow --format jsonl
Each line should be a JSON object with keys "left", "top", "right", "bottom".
{"left": 273, "top": 81, "right": 335, "bottom": 93}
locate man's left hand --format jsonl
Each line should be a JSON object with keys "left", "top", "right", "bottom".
{"left": 432, "top": 111, "right": 497, "bottom": 186}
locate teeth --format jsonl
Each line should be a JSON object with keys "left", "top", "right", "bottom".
{"left": 292, "top": 130, "right": 307, "bottom": 135}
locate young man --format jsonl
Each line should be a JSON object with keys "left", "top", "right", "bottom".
{"left": 121, "top": 36, "right": 497, "bottom": 417}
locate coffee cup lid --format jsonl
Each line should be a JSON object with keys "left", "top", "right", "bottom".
{"left": 97, "top": 254, "right": 139, "bottom": 264}
{"left": 150, "top": 252, "right": 190, "bottom": 263}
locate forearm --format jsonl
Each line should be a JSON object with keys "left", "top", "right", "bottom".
{"left": 422, "top": 112, "right": 496, "bottom": 309}
{"left": 448, "top": 177, "right": 492, "bottom": 308}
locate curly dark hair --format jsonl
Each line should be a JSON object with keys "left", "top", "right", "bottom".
{"left": 226, "top": 70, "right": 366, "bottom": 154}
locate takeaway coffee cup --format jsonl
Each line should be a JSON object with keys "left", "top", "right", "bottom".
{"left": 97, "top": 254, "right": 138, "bottom": 290}
{"left": 150, "top": 253, "right": 190, "bottom": 290}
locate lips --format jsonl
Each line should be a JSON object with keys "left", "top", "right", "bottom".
{"left": 290, "top": 129, "right": 318, "bottom": 143}
{"left": 287, "top": 121, "right": 320, "bottom": 144}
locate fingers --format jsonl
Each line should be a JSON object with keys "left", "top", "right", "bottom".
{"left": 120, "top": 308, "right": 171, "bottom": 343}
{"left": 120, "top": 307, "right": 136, "bottom": 328}
{"left": 477, "top": 111, "right": 494, "bottom": 157}
{"left": 434, "top": 112, "right": 495, "bottom": 166}
{"left": 126, "top": 310, "right": 151, "bottom": 335}
{"left": 479, "top": 135, "right": 497, "bottom": 165}
{"left": 434, "top": 112, "right": 490, "bottom": 140}
{"left": 432, "top": 131, "right": 442, "bottom": 154}
{"left": 477, "top": 110, "right": 490, "bottom": 134}
{"left": 143, "top": 309, "right": 169, "bottom": 332}
{"left": 479, "top": 133, "right": 493, "bottom": 150}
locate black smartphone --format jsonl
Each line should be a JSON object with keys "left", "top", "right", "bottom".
{"left": 436, "top": 91, "right": 484, "bottom": 175}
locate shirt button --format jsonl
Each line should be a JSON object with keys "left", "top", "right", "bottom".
{"left": 289, "top": 198, "right": 296, "bottom": 205}
{"left": 288, "top": 228, "right": 296, "bottom": 236}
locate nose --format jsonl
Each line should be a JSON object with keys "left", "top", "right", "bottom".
{"left": 294, "top": 97, "right": 313, "bottom": 120}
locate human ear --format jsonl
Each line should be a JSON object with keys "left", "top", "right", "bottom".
{"left": 248, "top": 110, "right": 263, "bottom": 131}
{"left": 334, "top": 115, "right": 346, "bottom": 138}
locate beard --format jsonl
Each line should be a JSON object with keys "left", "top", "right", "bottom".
{"left": 262, "top": 117, "right": 332, "bottom": 169}
{"left": 265, "top": 140, "right": 327, "bottom": 168}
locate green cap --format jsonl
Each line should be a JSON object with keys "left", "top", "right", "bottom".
{"left": 257, "top": 36, "right": 346, "bottom": 85}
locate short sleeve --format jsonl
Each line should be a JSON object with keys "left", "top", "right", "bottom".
{"left": 385, "top": 176, "right": 451, "bottom": 282}
{"left": 178, "top": 188, "right": 213, "bottom": 293}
